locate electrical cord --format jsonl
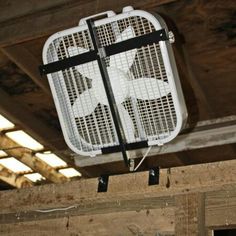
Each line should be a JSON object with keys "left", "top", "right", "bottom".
{"left": 35, "top": 205, "right": 77, "bottom": 213}
{"left": 133, "top": 146, "right": 152, "bottom": 171}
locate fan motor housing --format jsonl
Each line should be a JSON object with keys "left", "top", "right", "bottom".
{"left": 42, "top": 6, "right": 188, "bottom": 163}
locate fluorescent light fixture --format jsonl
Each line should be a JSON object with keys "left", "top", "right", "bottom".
{"left": 35, "top": 152, "right": 67, "bottom": 168}
{"left": 0, "top": 114, "right": 14, "bottom": 130}
{"left": 24, "top": 173, "right": 45, "bottom": 182}
{"left": 59, "top": 168, "right": 81, "bottom": 178}
{"left": 0, "top": 150, "right": 7, "bottom": 157}
{"left": 6, "top": 130, "right": 44, "bottom": 151}
{"left": 0, "top": 157, "right": 32, "bottom": 173}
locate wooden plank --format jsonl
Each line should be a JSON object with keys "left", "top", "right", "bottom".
{"left": 0, "top": 208, "right": 175, "bottom": 236}
{"left": 1, "top": 45, "right": 51, "bottom": 95}
{"left": 0, "top": 135, "right": 69, "bottom": 184}
{"left": 1, "top": 187, "right": 235, "bottom": 235}
{"left": 0, "top": 159, "right": 236, "bottom": 217}
{"left": 0, "top": 0, "right": 176, "bottom": 46}
{"left": 0, "top": 0, "right": 79, "bottom": 23}
{"left": 0, "top": 88, "right": 65, "bottom": 150}
{"left": 76, "top": 116, "right": 236, "bottom": 167}
{"left": 206, "top": 186, "right": 236, "bottom": 229}
{"left": 175, "top": 193, "right": 206, "bottom": 236}
{"left": 0, "top": 164, "right": 33, "bottom": 188}
{"left": 0, "top": 88, "right": 101, "bottom": 177}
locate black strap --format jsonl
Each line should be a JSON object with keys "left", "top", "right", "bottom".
{"left": 39, "top": 29, "right": 168, "bottom": 75}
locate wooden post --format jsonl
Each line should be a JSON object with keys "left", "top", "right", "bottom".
{"left": 175, "top": 193, "right": 206, "bottom": 236}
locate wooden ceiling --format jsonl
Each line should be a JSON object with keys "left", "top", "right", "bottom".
{"left": 0, "top": 0, "right": 235, "bottom": 187}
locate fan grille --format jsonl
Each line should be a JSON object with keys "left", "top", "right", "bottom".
{"left": 45, "top": 15, "right": 177, "bottom": 153}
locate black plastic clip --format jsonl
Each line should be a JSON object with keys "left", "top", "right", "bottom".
{"left": 97, "top": 175, "right": 109, "bottom": 192}
{"left": 148, "top": 167, "right": 160, "bottom": 186}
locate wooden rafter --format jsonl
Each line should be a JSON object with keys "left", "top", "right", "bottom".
{"left": 0, "top": 0, "right": 177, "bottom": 46}
{"left": 0, "top": 89, "right": 108, "bottom": 177}
{"left": 0, "top": 88, "right": 65, "bottom": 150}
{"left": 1, "top": 45, "right": 51, "bottom": 95}
{"left": 0, "top": 135, "right": 69, "bottom": 184}
{"left": 76, "top": 115, "right": 236, "bottom": 167}
{"left": 0, "top": 164, "right": 33, "bottom": 188}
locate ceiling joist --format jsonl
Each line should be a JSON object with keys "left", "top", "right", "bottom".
{"left": 0, "top": 135, "right": 69, "bottom": 184}
{"left": 1, "top": 45, "right": 51, "bottom": 95}
{"left": 76, "top": 115, "right": 236, "bottom": 167}
{"left": 0, "top": 164, "right": 33, "bottom": 188}
{"left": 0, "top": 0, "right": 177, "bottom": 46}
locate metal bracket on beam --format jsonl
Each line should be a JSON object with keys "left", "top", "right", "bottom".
{"left": 97, "top": 175, "right": 109, "bottom": 192}
{"left": 148, "top": 167, "right": 160, "bottom": 186}
{"left": 97, "top": 167, "right": 160, "bottom": 192}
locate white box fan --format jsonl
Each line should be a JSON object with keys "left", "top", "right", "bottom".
{"left": 41, "top": 6, "right": 187, "bottom": 166}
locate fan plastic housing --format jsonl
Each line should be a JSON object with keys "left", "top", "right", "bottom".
{"left": 42, "top": 6, "right": 187, "bottom": 158}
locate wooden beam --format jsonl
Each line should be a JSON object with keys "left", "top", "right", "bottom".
{"left": 175, "top": 193, "right": 206, "bottom": 236}
{"left": 0, "top": 209, "right": 175, "bottom": 236}
{"left": 0, "top": 0, "right": 79, "bottom": 23}
{"left": 0, "top": 0, "right": 177, "bottom": 46}
{"left": 0, "top": 164, "right": 33, "bottom": 188}
{"left": 206, "top": 187, "right": 236, "bottom": 229}
{"left": 0, "top": 160, "right": 236, "bottom": 235}
{"left": 0, "top": 89, "right": 104, "bottom": 177}
{"left": 76, "top": 115, "right": 236, "bottom": 167}
{"left": 0, "top": 159, "right": 236, "bottom": 218}
{"left": 1, "top": 45, "right": 51, "bottom": 95}
{"left": 0, "top": 88, "right": 65, "bottom": 150}
{"left": 0, "top": 135, "right": 69, "bottom": 184}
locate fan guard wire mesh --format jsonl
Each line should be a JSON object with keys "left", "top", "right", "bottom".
{"left": 45, "top": 15, "right": 177, "bottom": 154}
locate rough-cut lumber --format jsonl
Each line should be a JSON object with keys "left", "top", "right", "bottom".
{"left": 0, "top": 160, "right": 236, "bottom": 235}
{"left": 0, "top": 135, "right": 68, "bottom": 184}
{"left": 0, "top": 164, "right": 33, "bottom": 188}
{"left": 0, "top": 0, "right": 176, "bottom": 46}
{"left": 1, "top": 45, "right": 51, "bottom": 95}
{"left": 206, "top": 186, "right": 236, "bottom": 229}
{"left": 75, "top": 115, "right": 236, "bottom": 166}
{"left": 0, "top": 88, "right": 65, "bottom": 150}
{"left": 0, "top": 88, "right": 89, "bottom": 174}
{"left": 0, "top": 209, "right": 175, "bottom": 236}
{"left": 175, "top": 193, "right": 205, "bottom": 236}
{"left": 0, "top": 159, "right": 236, "bottom": 219}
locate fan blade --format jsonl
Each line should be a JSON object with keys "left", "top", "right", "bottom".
{"left": 117, "top": 104, "right": 135, "bottom": 141}
{"left": 110, "top": 26, "right": 137, "bottom": 72}
{"left": 129, "top": 78, "right": 171, "bottom": 100}
{"left": 67, "top": 46, "right": 99, "bottom": 79}
{"left": 72, "top": 89, "right": 98, "bottom": 117}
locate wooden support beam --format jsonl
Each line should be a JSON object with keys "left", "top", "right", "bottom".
{"left": 0, "top": 135, "right": 69, "bottom": 184}
{"left": 1, "top": 45, "right": 51, "bottom": 95}
{"left": 0, "top": 0, "right": 177, "bottom": 46}
{"left": 0, "top": 160, "right": 236, "bottom": 235}
{"left": 0, "top": 89, "right": 104, "bottom": 177}
{"left": 0, "top": 88, "right": 65, "bottom": 150}
{"left": 0, "top": 159, "right": 236, "bottom": 219}
{"left": 0, "top": 164, "right": 33, "bottom": 188}
{"left": 76, "top": 115, "right": 236, "bottom": 167}
{"left": 175, "top": 193, "right": 206, "bottom": 236}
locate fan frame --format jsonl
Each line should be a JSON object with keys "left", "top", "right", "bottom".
{"left": 42, "top": 8, "right": 188, "bottom": 159}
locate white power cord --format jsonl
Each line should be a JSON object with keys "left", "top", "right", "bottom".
{"left": 35, "top": 205, "right": 77, "bottom": 213}
{"left": 133, "top": 146, "right": 152, "bottom": 171}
